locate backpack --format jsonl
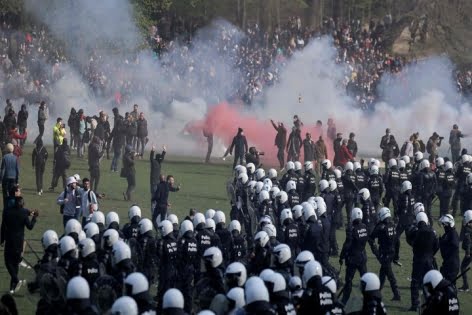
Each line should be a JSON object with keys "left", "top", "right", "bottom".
{"left": 400, "top": 142, "right": 408, "bottom": 156}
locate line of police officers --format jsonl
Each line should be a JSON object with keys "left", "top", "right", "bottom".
{"left": 24, "top": 151, "right": 472, "bottom": 314}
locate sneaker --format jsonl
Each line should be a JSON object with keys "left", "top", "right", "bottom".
{"left": 20, "top": 260, "right": 31, "bottom": 269}
{"left": 13, "top": 280, "right": 23, "bottom": 293}
{"left": 37, "top": 191, "right": 42, "bottom": 196}
{"left": 458, "top": 286, "right": 470, "bottom": 292}
{"left": 393, "top": 260, "right": 402, "bottom": 267}
{"left": 391, "top": 295, "right": 401, "bottom": 301}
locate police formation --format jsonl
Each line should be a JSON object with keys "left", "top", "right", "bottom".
{"left": 25, "top": 151, "right": 472, "bottom": 315}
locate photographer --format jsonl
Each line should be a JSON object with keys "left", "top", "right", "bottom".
{"left": 246, "top": 147, "right": 263, "bottom": 168}
{"left": 427, "top": 132, "right": 443, "bottom": 164}
{"left": 1, "top": 192, "right": 38, "bottom": 294}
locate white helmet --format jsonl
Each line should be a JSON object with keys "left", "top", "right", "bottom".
{"left": 270, "top": 186, "right": 280, "bottom": 200}
{"left": 41, "top": 230, "right": 59, "bottom": 249}
{"left": 322, "top": 159, "right": 332, "bottom": 169}
{"left": 465, "top": 210, "right": 472, "bottom": 224}
{"left": 158, "top": 220, "right": 173, "bottom": 237}
{"left": 246, "top": 163, "right": 256, "bottom": 174}
{"left": 128, "top": 205, "right": 141, "bottom": 221}
{"left": 263, "top": 178, "right": 273, "bottom": 189}
{"left": 401, "top": 180, "right": 412, "bottom": 193}
{"left": 238, "top": 173, "right": 249, "bottom": 184}
{"left": 378, "top": 207, "right": 391, "bottom": 221}
{"left": 225, "top": 262, "right": 247, "bottom": 287}
{"left": 304, "top": 161, "right": 313, "bottom": 171}
{"left": 106, "top": 211, "right": 120, "bottom": 229}
{"left": 111, "top": 296, "right": 138, "bottom": 315}
{"left": 436, "top": 157, "right": 445, "bottom": 167}
{"left": 259, "top": 215, "right": 272, "bottom": 227}
{"left": 416, "top": 212, "right": 429, "bottom": 225}
{"left": 65, "top": 219, "right": 82, "bottom": 236}
{"left": 168, "top": 214, "right": 179, "bottom": 225}
{"left": 179, "top": 219, "right": 194, "bottom": 237}
{"left": 163, "top": 288, "right": 184, "bottom": 309}
{"left": 289, "top": 276, "right": 302, "bottom": 291}
{"left": 333, "top": 169, "right": 342, "bottom": 179}
{"left": 307, "top": 197, "right": 317, "bottom": 208}
{"left": 328, "top": 179, "right": 337, "bottom": 192}
{"left": 254, "top": 231, "right": 269, "bottom": 247}
{"left": 59, "top": 235, "right": 77, "bottom": 257}
{"left": 369, "top": 165, "right": 379, "bottom": 175}
{"left": 193, "top": 212, "right": 206, "bottom": 228}
{"left": 314, "top": 197, "right": 324, "bottom": 210}
{"left": 78, "top": 238, "right": 96, "bottom": 258}
{"left": 295, "top": 250, "right": 315, "bottom": 268}
{"left": 84, "top": 222, "right": 99, "bottom": 239}
{"left": 259, "top": 269, "right": 274, "bottom": 282}
{"left": 344, "top": 161, "right": 354, "bottom": 172}
{"left": 255, "top": 182, "right": 264, "bottom": 194}
{"left": 103, "top": 229, "right": 120, "bottom": 248}
{"left": 414, "top": 202, "right": 425, "bottom": 216}
{"left": 423, "top": 270, "right": 444, "bottom": 291}
{"left": 206, "top": 218, "right": 216, "bottom": 232}
{"left": 419, "top": 159, "right": 430, "bottom": 171}
{"left": 78, "top": 231, "right": 86, "bottom": 242}
{"left": 248, "top": 181, "right": 257, "bottom": 193}
{"left": 213, "top": 210, "right": 226, "bottom": 225}
{"left": 358, "top": 188, "right": 370, "bottom": 201}
{"left": 414, "top": 151, "right": 424, "bottom": 162}
{"left": 227, "top": 287, "right": 246, "bottom": 309}
{"left": 259, "top": 190, "right": 270, "bottom": 204}
{"left": 262, "top": 183, "right": 271, "bottom": 192}
{"left": 316, "top": 202, "right": 327, "bottom": 217}
{"left": 245, "top": 277, "right": 269, "bottom": 304}
{"left": 292, "top": 205, "right": 303, "bottom": 220}
{"left": 235, "top": 165, "right": 247, "bottom": 175}
{"left": 273, "top": 244, "right": 291, "bottom": 264}
{"left": 388, "top": 159, "right": 397, "bottom": 168}
{"left": 351, "top": 208, "right": 363, "bottom": 223}
{"left": 268, "top": 168, "right": 278, "bottom": 179}
{"left": 267, "top": 272, "right": 287, "bottom": 293}
{"left": 319, "top": 179, "right": 329, "bottom": 192}
{"left": 203, "top": 247, "right": 223, "bottom": 268}
{"left": 286, "top": 180, "right": 297, "bottom": 191}
{"left": 398, "top": 160, "right": 406, "bottom": 169}
{"left": 66, "top": 276, "right": 90, "bottom": 299}
{"left": 445, "top": 161, "right": 453, "bottom": 171}
{"left": 322, "top": 276, "right": 337, "bottom": 294}
{"left": 294, "top": 161, "right": 302, "bottom": 171}
{"left": 353, "top": 161, "right": 361, "bottom": 171}
{"left": 462, "top": 154, "right": 470, "bottom": 164}
{"left": 256, "top": 168, "right": 266, "bottom": 181}
{"left": 229, "top": 220, "right": 241, "bottom": 233}
{"left": 277, "top": 191, "right": 288, "bottom": 204}
{"left": 286, "top": 161, "right": 295, "bottom": 171}
{"left": 138, "top": 218, "right": 153, "bottom": 235}
{"left": 263, "top": 223, "right": 277, "bottom": 238}
{"left": 112, "top": 241, "right": 131, "bottom": 265}
{"left": 439, "top": 214, "right": 455, "bottom": 228}
{"left": 401, "top": 155, "right": 411, "bottom": 164}
{"left": 467, "top": 173, "right": 472, "bottom": 185}
{"left": 360, "top": 272, "right": 381, "bottom": 292}
{"left": 91, "top": 211, "right": 105, "bottom": 226}
{"left": 302, "top": 202, "right": 316, "bottom": 221}
{"left": 280, "top": 208, "right": 293, "bottom": 223}
{"left": 205, "top": 209, "right": 216, "bottom": 220}
{"left": 124, "top": 272, "right": 149, "bottom": 295}
{"left": 302, "top": 260, "right": 323, "bottom": 284}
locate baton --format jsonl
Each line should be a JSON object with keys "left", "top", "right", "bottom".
{"left": 25, "top": 240, "right": 41, "bottom": 261}
{"left": 452, "top": 267, "right": 470, "bottom": 285}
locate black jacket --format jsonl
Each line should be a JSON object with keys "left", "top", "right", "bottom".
{"left": 152, "top": 180, "right": 179, "bottom": 208}
{"left": 17, "top": 109, "right": 28, "bottom": 128}
{"left": 137, "top": 118, "right": 148, "bottom": 138}
{"left": 1, "top": 205, "right": 36, "bottom": 248}
{"left": 32, "top": 145, "right": 48, "bottom": 168}
{"left": 229, "top": 133, "right": 248, "bottom": 156}
{"left": 88, "top": 143, "right": 103, "bottom": 169}
{"left": 150, "top": 150, "right": 165, "bottom": 185}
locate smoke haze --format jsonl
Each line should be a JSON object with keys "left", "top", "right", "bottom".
{"left": 19, "top": 0, "right": 472, "bottom": 161}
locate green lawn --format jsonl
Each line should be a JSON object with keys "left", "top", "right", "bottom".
{"left": 1, "top": 145, "right": 470, "bottom": 314}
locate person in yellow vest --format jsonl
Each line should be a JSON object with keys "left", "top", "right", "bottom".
{"left": 53, "top": 117, "right": 66, "bottom": 152}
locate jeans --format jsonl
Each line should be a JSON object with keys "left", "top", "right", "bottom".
{"left": 136, "top": 137, "right": 146, "bottom": 156}
{"left": 2, "top": 178, "right": 16, "bottom": 208}
{"left": 35, "top": 164, "right": 45, "bottom": 192}
{"left": 111, "top": 146, "right": 122, "bottom": 171}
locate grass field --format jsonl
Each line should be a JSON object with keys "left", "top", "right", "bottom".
{"left": 1, "top": 145, "right": 470, "bottom": 314}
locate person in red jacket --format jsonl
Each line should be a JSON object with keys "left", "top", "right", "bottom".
{"left": 338, "top": 139, "right": 354, "bottom": 165}
{"left": 7, "top": 125, "right": 27, "bottom": 157}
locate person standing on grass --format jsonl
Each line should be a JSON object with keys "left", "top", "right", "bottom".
{"left": 49, "top": 138, "right": 70, "bottom": 191}
{"left": 122, "top": 145, "right": 136, "bottom": 201}
{"left": 152, "top": 174, "right": 180, "bottom": 228}
{"left": 1, "top": 195, "right": 38, "bottom": 294}
{"left": 34, "top": 101, "right": 47, "bottom": 144}
{"left": 150, "top": 144, "right": 166, "bottom": 210}
{"left": 57, "top": 176, "right": 82, "bottom": 227}
{"left": 79, "top": 178, "right": 98, "bottom": 226}
{"left": 17, "top": 104, "right": 28, "bottom": 147}
{"left": 88, "top": 136, "right": 103, "bottom": 193}
{"left": 32, "top": 138, "right": 48, "bottom": 196}
{"left": 0, "top": 143, "right": 19, "bottom": 208}
{"left": 136, "top": 112, "right": 148, "bottom": 158}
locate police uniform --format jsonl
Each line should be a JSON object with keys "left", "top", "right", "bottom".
{"left": 383, "top": 167, "right": 400, "bottom": 213}
{"left": 178, "top": 230, "right": 199, "bottom": 313}
{"left": 436, "top": 167, "right": 455, "bottom": 216}
{"left": 156, "top": 234, "right": 178, "bottom": 310}
{"left": 303, "top": 171, "right": 317, "bottom": 200}
{"left": 439, "top": 225, "right": 460, "bottom": 282}
{"left": 417, "top": 168, "right": 437, "bottom": 222}
{"left": 299, "top": 276, "right": 335, "bottom": 315}
{"left": 342, "top": 170, "right": 358, "bottom": 225}
{"left": 367, "top": 173, "right": 384, "bottom": 210}
{"left": 422, "top": 279, "right": 459, "bottom": 315}
{"left": 394, "top": 190, "right": 415, "bottom": 261}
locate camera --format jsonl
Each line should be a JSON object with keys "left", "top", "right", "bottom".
{"left": 259, "top": 152, "right": 265, "bottom": 156}
{"left": 439, "top": 136, "right": 444, "bottom": 140}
